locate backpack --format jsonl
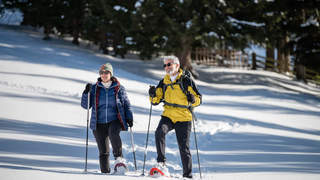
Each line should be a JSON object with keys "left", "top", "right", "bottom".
{"left": 159, "top": 70, "right": 201, "bottom": 108}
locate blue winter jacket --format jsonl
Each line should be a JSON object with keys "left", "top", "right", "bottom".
{"left": 81, "top": 77, "right": 133, "bottom": 131}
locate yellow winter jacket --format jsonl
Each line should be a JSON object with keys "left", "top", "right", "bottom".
{"left": 150, "top": 69, "right": 201, "bottom": 123}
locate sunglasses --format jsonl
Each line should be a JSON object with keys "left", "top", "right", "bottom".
{"left": 163, "top": 63, "right": 174, "bottom": 68}
{"left": 99, "top": 70, "right": 110, "bottom": 75}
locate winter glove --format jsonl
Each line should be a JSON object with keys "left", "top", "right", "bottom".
{"left": 83, "top": 83, "right": 92, "bottom": 94}
{"left": 127, "top": 119, "right": 133, "bottom": 127}
{"left": 148, "top": 86, "right": 156, "bottom": 98}
{"left": 186, "top": 92, "right": 195, "bottom": 104}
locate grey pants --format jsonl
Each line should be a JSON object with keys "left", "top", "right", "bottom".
{"left": 155, "top": 116, "right": 192, "bottom": 177}
{"left": 93, "top": 120, "right": 123, "bottom": 173}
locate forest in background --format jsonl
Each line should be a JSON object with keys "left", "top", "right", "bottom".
{"left": 1, "top": 0, "right": 319, "bottom": 81}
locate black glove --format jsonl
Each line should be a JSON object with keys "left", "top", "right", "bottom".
{"left": 186, "top": 92, "right": 195, "bottom": 104}
{"left": 127, "top": 119, "right": 133, "bottom": 127}
{"left": 83, "top": 83, "right": 92, "bottom": 94}
{"left": 148, "top": 86, "right": 156, "bottom": 97}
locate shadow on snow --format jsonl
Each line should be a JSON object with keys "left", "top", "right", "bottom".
{"left": 0, "top": 117, "right": 319, "bottom": 174}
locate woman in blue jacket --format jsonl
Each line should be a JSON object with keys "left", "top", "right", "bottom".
{"left": 81, "top": 62, "right": 133, "bottom": 173}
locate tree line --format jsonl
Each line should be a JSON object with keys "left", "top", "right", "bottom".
{"left": 1, "top": 0, "right": 319, "bottom": 80}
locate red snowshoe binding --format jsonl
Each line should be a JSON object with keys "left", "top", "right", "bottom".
{"left": 113, "top": 157, "right": 128, "bottom": 175}
{"left": 149, "top": 162, "right": 170, "bottom": 178}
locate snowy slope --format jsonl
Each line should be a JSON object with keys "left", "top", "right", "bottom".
{"left": 1, "top": 25, "right": 320, "bottom": 180}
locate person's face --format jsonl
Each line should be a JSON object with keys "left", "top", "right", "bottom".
{"left": 163, "top": 59, "right": 179, "bottom": 75}
{"left": 100, "top": 71, "right": 111, "bottom": 82}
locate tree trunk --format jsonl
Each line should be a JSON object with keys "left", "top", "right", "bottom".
{"left": 252, "top": 53, "right": 257, "bottom": 70}
{"left": 98, "top": 31, "right": 109, "bottom": 54}
{"left": 277, "top": 36, "right": 290, "bottom": 73}
{"left": 72, "top": 19, "right": 80, "bottom": 45}
{"left": 176, "top": 37, "right": 199, "bottom": 79}
{"left": 43, "top": 24, "right": 52, "bottom": 40}
{"left": 277, "top": 38, "right": 286, "bottom": 73}
{"left": 295, "top": 63, "right": 307, "bottom": 82}
{"left": 284, "top": 35, "right": 290, "bottom": 73}
{"left": 265, "top": 44, "right": 275, "bottom": 71}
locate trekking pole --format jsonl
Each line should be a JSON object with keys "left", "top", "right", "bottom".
{"left": 142, "top": 99, "right": 153, "bottom": 176}
{"left": 191, "top": 109, "right": 202, "bottom": 179}
{"left": 84, "top": 91, "right": 90, "bottom": 173}
{"left": 130, "top": 127, "right": 137, "bottom": 171}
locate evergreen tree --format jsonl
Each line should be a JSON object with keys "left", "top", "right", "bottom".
{"left": 60, "top": 0, "right": 87, "bottom": 45}
{"left": 285, "top": 0, "right": 320, "bottom": 76}
{"left": 133, "top": 0, "right": 247, "bottom": 77}
{"left": 4, "top": 0, "right": 318, "bottom": 81}
{"left": 2, "top": 0, "right": 64, "bottom": 40}
{"left": 226, "top": 0, "right": 320, "bottom": 77}
{"left": 83, "top": 0, "right": 137, "bottom": 57}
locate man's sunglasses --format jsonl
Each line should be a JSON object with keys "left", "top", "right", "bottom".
{"left": 163, "top": 63, "right": 174, "bottom": 68}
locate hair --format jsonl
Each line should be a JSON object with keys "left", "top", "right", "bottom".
{"left": 162, "top": 55, "right": 180, "bottom": 65}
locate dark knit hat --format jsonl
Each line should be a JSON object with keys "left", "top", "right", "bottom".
{"left": 99, "top": 63, "right": 113, "bottom": 76}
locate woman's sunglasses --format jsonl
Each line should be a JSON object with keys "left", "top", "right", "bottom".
{"left": 99, "top": 70, "right": 110, "bottom": 75}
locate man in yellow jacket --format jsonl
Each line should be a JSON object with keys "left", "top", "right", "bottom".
{"left": 148, "top": 55, "right": 202, "bottom": 178}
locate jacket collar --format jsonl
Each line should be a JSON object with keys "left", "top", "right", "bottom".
{"left": 164, "top": 68, "right": 183, "bottom": 84}
{"left": 97, "top": 77, "right": 120, "bottom": 89}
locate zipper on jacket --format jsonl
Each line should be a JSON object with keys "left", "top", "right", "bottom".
{"left": 104, "top": 86, "right": 109, "bottom": 123}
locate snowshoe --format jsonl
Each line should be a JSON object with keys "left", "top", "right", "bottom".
{"left": 113, "top": 157, "right": 128, "bottom": 175}
{"left": 149, "top": 162, "right": 170, "bottom": 178}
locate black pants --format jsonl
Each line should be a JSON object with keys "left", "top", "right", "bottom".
{"left": 93, "top": 120, "right": 123, "bottom": 173}
{"left": 155, "top": 116, "right": 192, "bottom": 177}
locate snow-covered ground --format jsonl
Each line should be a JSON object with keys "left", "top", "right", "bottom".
{"left": 0, "top": 25, "right": 320, "bottom": 180}
{"left": 0, "top": 9, "right": 23, "bottom": 26}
